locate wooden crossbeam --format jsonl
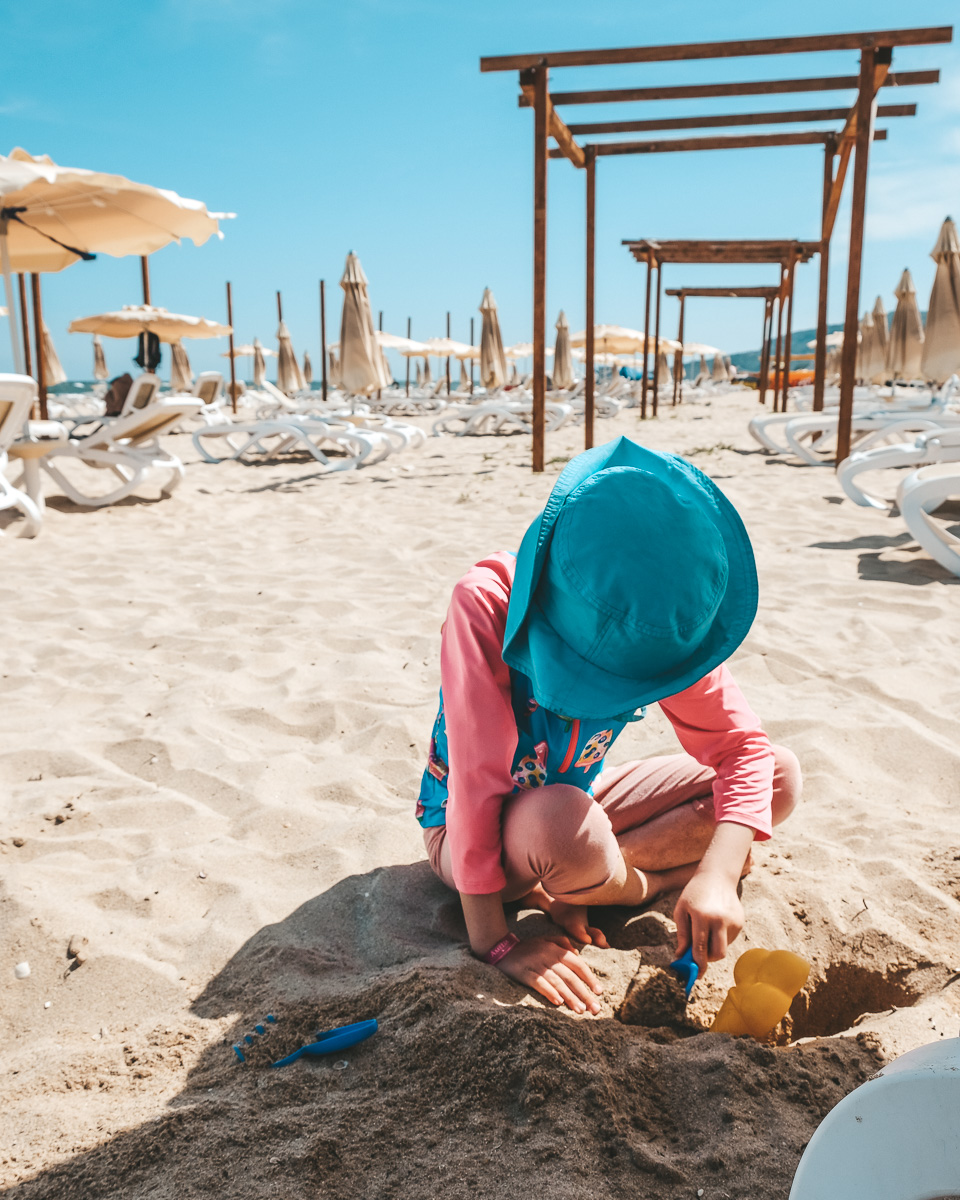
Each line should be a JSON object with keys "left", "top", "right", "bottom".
{"left": 518, "top": 69, "right": 939, "bottom": 107}
{"left": 822, "top": 54, "right": 891, "bottom": 240}
{"left": 665, "top": 286, "right": 782, "bottom": 298}
{"left": 484, "top": 27, "right": 951, "bottom": 72}
{"left": 624, "top": 239, "right": 820, "bottom": 264}
{"left": 520, "top": 75, "right": 585, "bottom": 167}
{"left": 566, "top": 103, "right": 915, "bottom": 135}
{"left": 559, "top": 129, "right": 887, "bottom": 158}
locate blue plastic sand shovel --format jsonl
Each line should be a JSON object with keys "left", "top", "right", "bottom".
{"left": 271, "top": 1019, "right": 378, "bottom": 1068}
{"left": 669, "top": 946, "right": 699, "bottom": 999}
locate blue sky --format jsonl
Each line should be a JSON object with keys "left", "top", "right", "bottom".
{"left": 2, "top": 0, "right": 958, "bottom": 380}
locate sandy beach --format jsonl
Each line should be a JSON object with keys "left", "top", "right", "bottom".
{"left": 2, "top": 392, "right": 959, "bottom": 1199}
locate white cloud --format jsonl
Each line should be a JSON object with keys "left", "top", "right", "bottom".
{"left": 865, "top": 160, "right": 960, "bottom": 241}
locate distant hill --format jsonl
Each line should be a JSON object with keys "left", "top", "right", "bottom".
{"left": 729, "top": 312, "right": 928, "bottom": 373}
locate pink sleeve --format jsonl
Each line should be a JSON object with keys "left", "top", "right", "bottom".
{"left": 440, "top": 553, "right": 518, "bottom": 894}
{"left": 657, "top": 664, "right": 774, "bottom": 840}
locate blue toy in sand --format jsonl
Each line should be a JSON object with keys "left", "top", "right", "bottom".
{"left": 669, "top": 945, "right": 699, "bottom": 999}
{"left": 271, "top": 1019, "right": 378, "bottom": 1068}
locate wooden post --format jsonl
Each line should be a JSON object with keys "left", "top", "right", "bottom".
{"left": 532, "top": 61, "right": 548, "bottom": 472}
{"left": 17, "top": 273, "right": 32, "bottom": 378}
{"left": 673, "top": 293, "right": 685, "bottom": 405}
{"left": 140, "top": 255, "right": 151, "bottom": 305}
{"left": 469, "top": 316, "right": 475, "bottom": 393}
{"left": 837, "top": 48, "right": 879, "bottom": 465}
{"left": 379, "top": 309, "right": 384, "bottom": 401}
{"left": 758, "top": 297, "right": 771, "bottom": 405}
{"left": 584, "top": 145, "right": 596, "bottom": 450}
{"left": 640, "top": 252, "right": 652, "bottom": 418}
{"left": 772, "top": 281, "right": 785, "bottom": 413}
{"left": 225, "top": 281, "right": 237, "bottom": 413}
{"left": 652, "top": 259, "right": 662, "bottom": 417}
{"left": 320, "top": 280, "right": 328, "bottom": 402}
{"left": 813, "top": 139, "right": 835, "bottom": 413}
{"left": 30, "top": 273, "right": 48, "bottom": 420}
{"left": 276, "top": 291, "right": 283, "bottom": 322}
{"left": 406, "top": 316, "right": 412, "bottom": 397}
{"left": 445, "top": 310, "right": 451, "bottom": 396}
{"left": 781, "top": 254, "right": 797, "bottom": 412}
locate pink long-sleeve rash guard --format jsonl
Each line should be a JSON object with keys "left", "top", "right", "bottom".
{"left": 439, "top": 551, "right": 774, "bottom": 895}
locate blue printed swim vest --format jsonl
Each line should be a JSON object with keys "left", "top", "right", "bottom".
{"left": 416, "top": 667, "right": 646, "bottom": 828}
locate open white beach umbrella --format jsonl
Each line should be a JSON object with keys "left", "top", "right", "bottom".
{"left": 886, "top": 268, "right": 925, "bottom": 380}
{"left": 872, "top": 295, "right": 889, "bottom": 368}
{"left": 276, "top": 319, "right": 305, "bottom": 393}
{"left": 69, "top": 305, "right": 230, "bottom": 343}
{"left": 571, "top": 324, "right": 645, "bottom": 354}
{"left": 681, "top": 340, "right": 723, "bottom": 358}
{"left": 921, "top": 218, "right": 960, "bottom": 383}
{"left": 479, "top": 288, "right": 507, "bottom": 391}
{"left": 338, "top": 252, "right": 389, "bottom": 394}
{"left": 41, "top": 320, "right": 67, "bottom": 385}
{"left": 169, "top": 340, "right": 193, "bottom": 391}
{"left": 303, "top": 350, "right": 313, "bottom": 385}
{"left": 92, "top": 334, "right": 108, "bottom": 381}
{"left": 552, "top": 310, "right": 575, "bottom": 390}
{"left": 0, "top": 147, "right": 229, "bottom": 372}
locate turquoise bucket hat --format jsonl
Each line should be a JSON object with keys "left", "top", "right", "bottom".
{"left": 502, "top": 436, "right": 758, "bottom": 720}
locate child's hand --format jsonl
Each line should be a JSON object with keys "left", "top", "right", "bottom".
{"left": 497, "top": 935, "right": 603, "bottom": 1014}
{"left": 673, "top": 871, "right": 745, "bottom": 976}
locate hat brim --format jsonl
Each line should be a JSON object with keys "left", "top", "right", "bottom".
{"left": 502, "top": 437, "right": 758, "bottom": 720}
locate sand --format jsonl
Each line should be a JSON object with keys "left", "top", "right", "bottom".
{"left": 2, "top": 391, "right": 959, "bottom": 1199}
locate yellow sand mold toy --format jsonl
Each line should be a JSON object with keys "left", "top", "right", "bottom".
{"left": 711, "top": 948, "right": 810, "bottom": 1038}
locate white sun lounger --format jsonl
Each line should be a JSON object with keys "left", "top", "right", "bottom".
{"left": 432, "top": 398, "right": 574, "bottom": 437}
{"left": 838, "top": 426, "right": 960, "bottom": 509}
{"left": 192, "top": 415, "right": 381, "bottom": 470}
{"left": 897, "top": 465, "right": 960, "bottom": 578}
{"left": 14, "top": 393, "right": 201, "bottom": 509}
{"left": 0, "top": 374, "right": 43, "bottom": 537}
{"left": 790, "top": 1037, "right": 960, "bottom": 1200}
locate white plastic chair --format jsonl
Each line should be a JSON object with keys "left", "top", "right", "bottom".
{"left": 0, "top": 374, "right": 43, "bottom": 537}
{"left": 790, "top": 1037, "right": 960, "bottom": 1200}
{"left": 897, "top": 466, "right": 960, "bottom": 578}
{"left": 838, "top": 427, "right": 960, "bottom": 509}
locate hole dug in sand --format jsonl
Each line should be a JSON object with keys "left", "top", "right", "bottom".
{"left": 784, "top": 958, "right": 941, "bottom": 1042}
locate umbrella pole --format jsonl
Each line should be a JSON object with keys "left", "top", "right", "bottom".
{"left": 531, "top": 62, "right": 548, "bottom": 473}
{"left": 813, "top": 138, "right": 836, "bottom": 414}
{"left": 781, "top": 253, "right": 797, "bottom": 412}
{"left": 758, "top": 297, "right": 772, "bottom": 405}
{"left": 640, "top": 252, "right": 652, "bottom": 419}
{"left": 469, "top": 317, "right": 474, "bottom": 394}
{"left": 0, "top": 225, "right": 24, "bottom": 374}
{"left": 585, "top": 146, "right": 596, "bottom": 451}
{"left": 30, "top": 273, "right": 48, "bottom": 420}
{"left": 320, "top": 280, "right": 327, "bottom": 403}
{"left": 674, "top": 294, "right": 685, "bottom": 406}
{"left": 406, "top": 316, "right": 412, "bottom": 397}
{"left": 17, "top": 273, "right": 33, "bottom": 377}
{"left": 772, "top": 280, "right": 785, "bottom": 414}
{"left": 445, "top": 311, "right": 451, "bottom": 396}
{"left": 226, "top": 281, "right": 237, "bottom": 413}
{"left": 140, "top": 256, "right": 151, "bottom": 305}
{"left": 652, "top": 260, "right": 662, "bottom": 418}
{"left": 378, "top": 310, "right": 383, "bottom": 402}
{"left": 276, "top": 291, "right": 283, "bottom": 322}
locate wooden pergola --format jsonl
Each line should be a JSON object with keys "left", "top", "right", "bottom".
{"left": 480, "top": 26, "right": 951, "bottom": 471}
{"left": 665, "top": 285, "right": 784, "bottom": 407}
{"left": 625, "top": 239, "right": 819, "bottom": 416}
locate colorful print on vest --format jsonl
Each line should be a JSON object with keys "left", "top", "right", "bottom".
{"left": 416, "top": 669, "right": 645, "bottom": 828}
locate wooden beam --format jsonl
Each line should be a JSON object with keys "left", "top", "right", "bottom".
{"left": 666, "top": 286, "right": 786, "bottom": 297}
{"left": 532, "top": 64, "right": 548, "bottom": 472}
{"left": 140, "top": 255, "right": 151, "bottom": 305}
{"left": 772, "top": 283, "right": 785, "bottom": 413}
{"left": 813, "top": 141, "right": 835, "bottom": 412}
{"left": 758, "top": 297, "right": 773, "bottom": 405}
{"left": 520, "top": 75, "right": 585, "bottom": 168}
{"left": 321, "top": 280, "right": 328, "bottom": 402}
{"left": 624, "top": 239, "right": 821, "bottom": 264}
{"left": 571, "top": 129, "right": 886, "bottom": 158}
{"left": 584, "top": 147, "right": 596, "bottom": 450}
{"left": 821, "top": 54, "right": 891, "bottom": 240}
{"left": 781, "top": 254, "right": 798, "bottom": 411}
{"left": 674, "top": 294, "right": 684, "bottom": 405}
{"left": 226, "top": 281, "right": 237, "bottom": 413}
{"left": 652, "top": 261, "right": 662, "bottom": 416}
{"left": 837, "top": 49, "right": 877, "bottom": 464}
{"left": 641, "top": 253, "right": 652, "bottom": 418}
{"left": 481, "top": 26, "right": 952, "bottom": 72}
{"left": 566, "top": 103, "right": 914, "bottom": 135}
{"left": 520, "top": 69, "right": 939, "bottom": 107}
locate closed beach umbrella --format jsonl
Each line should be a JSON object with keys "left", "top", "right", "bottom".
{"left": 659, "top": 350, "right": 674, "bottom": 387}
{"left": 422, "top": 355, "right": 432, "bottom": 384}
{"left": 479, "top": 287, "right": 507, "bottom": 391}
{"left": 415, "top": 360, "right": 422, "bottom": 387}
{"left": 303, "top": 350, "right": 313, "bottom": 385}
{"left": 327, "top": 348, "right": 341, "bottom": 388}
{"left": 921, "top": 218, "right": 960, "bottom": 383}
{"left": 337, "top": 252, "right": 388, "bottom": 394}
{"left": 276, "top": 319, "right": 305, "bottom": 393}
{"left": 458, "top": 357, "right": 470, "bottom": 391}
{"left": 711, "top": 353, "right": 726, "bottom": 382}
{"left": 858, "top": 311, "right": 886, "bottom": 382}
{"left": 169, "top": 341, "right": 193, "bottom": 390}
{"left": 253, "top": 337, "right": 267, "bottom": 386}
{"left": 872, "top": 295, "right": 889, "bottom": 369}
{"left": 887, "top": 268, "right": 925, "bottom": 380}
{"left": 552, "top": 310, "right": 575, "bottom": 390}
{"left": 92, "top": 334, "right": 108, "bottom": 381}
{"left": 41, "top": 320, "right": 67, "bottom": 385}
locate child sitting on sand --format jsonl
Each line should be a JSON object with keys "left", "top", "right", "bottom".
{"left": 417, "top": 437, "right": 800, "bottom": 1014}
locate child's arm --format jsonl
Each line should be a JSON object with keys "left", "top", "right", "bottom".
{"left": 673, "top": 820, "right": 754, "bottom": 972}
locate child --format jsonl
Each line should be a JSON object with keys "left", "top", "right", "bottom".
{"left": 418, "top": 437, "right": 800, "bottom": 1014}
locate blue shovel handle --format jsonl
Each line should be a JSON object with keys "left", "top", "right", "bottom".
{"left": 669, "top": 945, "right": 699, "bottom": 1000}
{"left": 271, "top": 1019, "right": 378, "bottom": 1068}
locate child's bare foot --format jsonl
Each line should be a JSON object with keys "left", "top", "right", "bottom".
{"left": 518, "top": 885, "right": 609, "bottom": 947}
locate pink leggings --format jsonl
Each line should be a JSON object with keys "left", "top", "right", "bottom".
{"left": 424, "top": 747, "right": 800, "bottom": 902}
